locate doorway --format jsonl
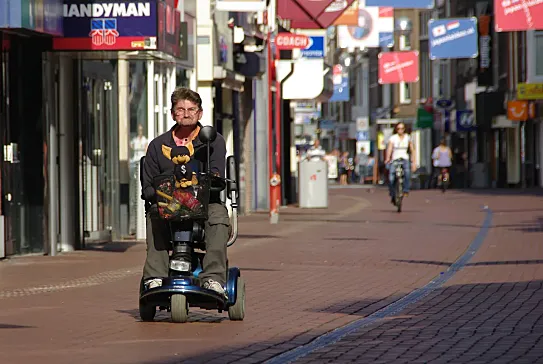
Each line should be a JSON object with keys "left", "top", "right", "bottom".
{"left": 1, "top": 34, "right": 48, "bottom": 255}
{"left": 79, "top": 61, "right": 118, "bottom": 243}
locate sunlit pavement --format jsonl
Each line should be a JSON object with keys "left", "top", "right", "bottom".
{"left": 0, "top": 188, "right": 542, "bottom": 364}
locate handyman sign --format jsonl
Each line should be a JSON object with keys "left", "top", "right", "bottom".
{"left": 54, "top": 0, "right": 158, "bottom": 51}
{"left": 63, "top": 2, "right": 152, "bottom": 17}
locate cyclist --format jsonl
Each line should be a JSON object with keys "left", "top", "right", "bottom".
{"left": 432, "top": 137, "right": 453, "bottom": 187}
{"left": 384, "top": 122, "right": 417, "bottom": 204}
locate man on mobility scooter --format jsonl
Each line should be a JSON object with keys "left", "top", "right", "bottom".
{"left": 139, "top": 87, "right": 244, "bottom": 322}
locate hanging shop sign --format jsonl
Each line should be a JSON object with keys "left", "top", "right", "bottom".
{"left": 366, "top": 0, "right": 434, "bottom": 9}
{"left": 378, "top": 51, "right": 419, "bottom": 84}
{"left": 495, "top": 0, "right": 543, "bottom": 32}
{"left": 428, "top": 17, "right": 479, "bottom": 60}
{"left": 215, "top": 0, "right": 266, "bottom": 12}
{"left": 329, "top": 64, "right": 350, "bottom": 102}
{"left": 275, "top": 33, "right": 310, "bottom": 50}
{"left": 157, "top": 0, "right": 183, "bottom": 58}
{"left": 0, "top": 0, "right": 64, "bottom": 36}
{"left": 517, "top": 83, "right": 543, "bottom": 100}
{"left": 477, "top": 14, "right": 493, "bottom": 87}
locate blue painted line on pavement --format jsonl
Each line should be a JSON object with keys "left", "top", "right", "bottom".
{"left": 265, "top": 209, "right": 493, "bottom": 364}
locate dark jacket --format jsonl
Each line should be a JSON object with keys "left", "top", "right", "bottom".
{"left": 141, "top": 123, "right": 226, "bottom": 203}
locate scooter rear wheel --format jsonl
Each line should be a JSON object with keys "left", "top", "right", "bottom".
{"left": 171, "top": 294, "right": 189, "bottom": 323}
{"left": 228, "top": 277, "right": 246, "bottom": 321}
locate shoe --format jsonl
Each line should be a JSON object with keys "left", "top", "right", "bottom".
{"left": 390, "top": 197, "right": 396, "bottom": 205}
{"left": 403, "top": 192, "right": 409, "bottom": 197}
{"left": 145, "top": 278, "right": 162, "bottom": 289}
{"left": 202, "top": 279, "right": 227, "bottom": 298}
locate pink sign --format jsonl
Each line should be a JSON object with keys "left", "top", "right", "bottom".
{"left": 495, "top": 0, "right": 543, "bottom": 32}
{"left": 378, "top": 51, "right": 419, "bottom": 84}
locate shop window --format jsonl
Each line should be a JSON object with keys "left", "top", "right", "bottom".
{"left": 535, "top": 31, "right": 543, "bottom": 77}
{"left": 128, "top": 60, "right": 149, "bottom": 236}
{"left": 419, "top": 48, "right": 432, "bottom": 99}
{"left": 399, "top": 34, "right": 411, "bottom": 50}
{"left": 399, "top": 81, "right": 411, "bottom": 104}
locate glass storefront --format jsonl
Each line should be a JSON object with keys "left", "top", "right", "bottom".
{"left": 126, "top": 61, "right": 192, "bottom": 238}
{"left": 79, "top": 61, "right": 118, "bottom": 243}
{"left": 128, "top": 60, "right": 149, "bottom": 236}
{"left": 0, "top": 33, "right": 50, "bottom": 255}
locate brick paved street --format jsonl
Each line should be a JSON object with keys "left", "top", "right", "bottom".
{"left": 0, "top": 188, "right": 542, "bottom": 363}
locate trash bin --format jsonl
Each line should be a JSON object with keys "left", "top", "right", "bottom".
{"left": 298, "top": 160, "right": 328, "bottom": 208}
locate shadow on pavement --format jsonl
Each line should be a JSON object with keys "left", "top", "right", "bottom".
{"left": 0, "top": 323, "right": 35, "bottom": 329}
{"left": 238, "top": 234, "right": 281, "bottom": 240}
{"left": 139, "top": 279, "right": 543, "bottom": 364}
{"left": 510, "top": 217, "right": 543, "bottom": 233}
{"left": 117, "top": 308, "right": 226, "bottom": 324}
{"left": 392, "top": 259, "right": 543, "bottom": 267}
{"left": 84, "top": 241, "right": 140, "bottom": 253}
{"left": 325, "top": 237, "right": 375, "bottom": 241}
{"left": 455, "top": 188, "right": 543, "bottom": 197}
{"left": 307, "top": 294, "right": 405, "bottom": 317}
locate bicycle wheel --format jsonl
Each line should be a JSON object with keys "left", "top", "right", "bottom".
{"left": 441, "top": 171, "right": 448, "bottom": 193}
{"left": 395, "top": 173, "right": 403, "bottom": 213}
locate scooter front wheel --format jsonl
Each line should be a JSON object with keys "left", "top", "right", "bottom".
{"left": 139, "top": 303, "right": 156, "bottom": 322}
{"left": 228, "top": 277, "right": 246, "bottom": 321}
{"left": 171, "top": 294, "right": 189, "bottom": 323}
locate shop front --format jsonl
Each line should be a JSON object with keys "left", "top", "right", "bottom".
{"left": 51, "top": 0, "right": 195, "bottom": 248}
{"left": 0, "top": 1, "right": 63, "bottom": 257}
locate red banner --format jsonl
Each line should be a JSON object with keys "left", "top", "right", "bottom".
{"left": 378, "top": 51, "right": 419, "bottom": 84}
{"left": 494, "top": 0, "right": 543, "bottom": 32}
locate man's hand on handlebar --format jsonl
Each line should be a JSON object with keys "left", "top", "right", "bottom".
{"left": 210, "top": 174, "right": 227, "bottom": 192}
{"left": 143, "top": 186, "right": 156, "bottom": 202}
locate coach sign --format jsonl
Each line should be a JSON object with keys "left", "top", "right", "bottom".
{"left": 275, "top": 33, "right": 310, "bottom": 50}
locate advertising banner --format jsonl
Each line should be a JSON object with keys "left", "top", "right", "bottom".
{"left": 366, "top": 0, "right": 434, "bottom": 9}
{"left": 22, "top": 0, "right": 64, "bottom": 35}
{"left": 215, "top": 0, "right": 266, "bottom": 12}
{"left": 507, "top": 100, "right": 529, "bottom": 121}
{"left": 329, "top": 64, "right": 350, "bottom": 102}
{"left": 477, "top": 14, "right": 493, "bottom": 87}
{"left": 517, "top": 83, "right": 543, "bottom": 100}
{"left": 1, "top": 0, "right": 64, "bottom": 36}
{"left": 335, "top": 2, "right": 394, "bottom": 49}
{"left": 0, "top": 2, "right": 8, "bottom": 28}
{"left": 495, "top": 0, "right": 543, "bottom": 32}
{"left": 416, "top": 107, "right": 434, "bottom": 129}
{"left": 157, "top": 0, "right": 182, "bottom": 57}
{"left": 275, "top": 33, "right": 310, "bottom": 50}
{"left": 429, "top": 18, "right": 479, "bottom": 59}
{"left": 300, "top": 35, "right": 325, "bottom": 58}
{"left": 378, "top": 51, "right": 419, "bottom": 84}
{"left": 456, "top": 110, "right": 475, "bottom": 132}
{"left": 53, "top": 0, "right": 158, "bottom": 51}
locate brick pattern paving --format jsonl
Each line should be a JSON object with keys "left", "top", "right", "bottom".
{"left": 0, "top": 188, "right": 540, "bottom": 364}
{"left": 290, "top": 190, "right": 543, "bottom": 364}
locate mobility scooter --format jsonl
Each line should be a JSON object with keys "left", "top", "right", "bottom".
{"left": 138, "top": 126, "right": 245, "bottom": 323}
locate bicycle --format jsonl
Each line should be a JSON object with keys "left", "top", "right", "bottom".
{"left": 393, "top": 160, "right": 405, "bottom": 213}
{"left": 438, "top": 167, "right": 450, "bottom": 193}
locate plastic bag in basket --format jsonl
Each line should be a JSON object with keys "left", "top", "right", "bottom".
{"left": 155, "top": 181, "right": 205, "bottom": 220}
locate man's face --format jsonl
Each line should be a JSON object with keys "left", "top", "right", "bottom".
{"left": 172, "top": 99, "right": 202, "bottom": 127}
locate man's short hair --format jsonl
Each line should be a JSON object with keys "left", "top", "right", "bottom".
{"left": 171, "top": 87, "right": 202, "bottom": 111}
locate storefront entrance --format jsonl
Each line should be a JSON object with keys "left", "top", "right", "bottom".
{"left": 0, "top": 33, "right": 49, "bottom": 255}
{"left": 79, "top": 61, "right": 119, "bottom": 243}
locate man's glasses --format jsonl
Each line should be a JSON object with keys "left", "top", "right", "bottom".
{"left": 173, "top": 107, "right": 200, "bottom": 116}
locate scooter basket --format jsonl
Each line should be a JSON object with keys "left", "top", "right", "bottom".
{"left": 152, "top": 174, "right": 210, "bottom": 221}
